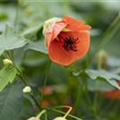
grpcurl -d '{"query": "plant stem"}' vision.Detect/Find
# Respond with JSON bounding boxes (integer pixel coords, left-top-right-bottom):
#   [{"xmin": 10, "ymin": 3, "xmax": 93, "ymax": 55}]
[
  {"xmin": 47, "ymin": 107, "xmax": 83, "ymax": 120},
  {"xmin": 6, "ymin": 51, "xmax": 41, "ymax": 110},
  {"xmin": 14, "ymin": 0, "xmax": 19, "ymax": 30},
  {"xmin": 73, "ymin": 88, "xmax": 82, "ymax": 113},
  {"xmin": 39, "ymin": 61, "xmax": 51, "ymax": 109},
  {"xmin": 82, "ymin": 77, "xmax": 97, "ymax": 116},
  {"xmin": 37, "ymin": 109, "xmax": 46, "ymax": 118},
  {"xmin": 63, "ymin": 106, "xmax": 72, "ymax": 118},
  {"xmin": 30, "ymin": 93, "xmax": 41, "ymax": 110},
  {"xmin": 94, "ymin": 12, "xmax": 120, "ymax": 55}
]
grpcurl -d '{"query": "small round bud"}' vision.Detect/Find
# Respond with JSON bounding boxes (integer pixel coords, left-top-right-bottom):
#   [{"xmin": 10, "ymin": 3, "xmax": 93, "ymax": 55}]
[
  {"xmin": 53, "ymin": 117, "xmax": 67, "ymax": 120},
  {"xmin": 27, "ymin": 117, "xmax": 40, "ymax": 120},
  {"xmin": 3, "ymin": 59, "xmax": 13, "ymax": 66},
  {"xmin": 23, "ymin": 86, "xmax": 32, "ymax": 93},
  {"xmin": 43, "ymin": 17, "xmax": 61, "ymax": 35},
  {"xmin": 95, "ymin": 50, "xmax": 108, "ymax": 69}
]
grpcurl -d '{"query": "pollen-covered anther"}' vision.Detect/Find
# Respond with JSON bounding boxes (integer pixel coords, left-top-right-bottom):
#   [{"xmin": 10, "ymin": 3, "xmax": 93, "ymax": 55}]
[{"xmin": 62, "ymin": 37, "xmax": 79, "ymax": 52}]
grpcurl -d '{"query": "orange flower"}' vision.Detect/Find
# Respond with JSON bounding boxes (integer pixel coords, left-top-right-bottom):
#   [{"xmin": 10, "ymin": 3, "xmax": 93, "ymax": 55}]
[
  {"xmin": 42, "ymin": 100, "xmax": 50, "ymax": 107},
  {"xmin": 43, "ymin": 16, "xmax": 91, "ymax": 66},
  {"xmin": 39, "ymin": 86, "xmax": 52, "ymax": 95}
]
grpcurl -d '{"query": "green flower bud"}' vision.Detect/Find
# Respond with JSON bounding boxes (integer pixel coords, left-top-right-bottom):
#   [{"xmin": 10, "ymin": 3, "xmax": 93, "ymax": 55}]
[
  {"xmin": 27, "ymin": 117, "xmax": 40, "ymax": 120},
  {"xmin": 3, "ymin": 59, "xmax": 13, "ymax": 66},
  {"xmin": 23, "ymin": 86, "xmax": 32, "ymax": 93},
  {"xmin": 95, "ymin": 50, "xmax": 108, "ymax": 69},
  {"xmin": 53, "ymin": 117, "xmax": 67, "ymax": 120}
]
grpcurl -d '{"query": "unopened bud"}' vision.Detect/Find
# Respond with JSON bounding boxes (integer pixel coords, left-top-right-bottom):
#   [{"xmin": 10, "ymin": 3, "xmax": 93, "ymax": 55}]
[
  {"xmin": 54, "ymin": 117, "xmax": 67, "ymax": 120},
  {"xmin": 23, "ymin": 86, "xmax": 32, "ymax": 93},
  {"xmin": 95, "ymin": 50, "xmax": 108, "ymax": 69},
  {"xmin": 3, "ymin": 59, "xmax": 13, "ymax": 66},
  {"xmin": 27, "ymin": 117, "xmax": 40, "ymax": 120}
]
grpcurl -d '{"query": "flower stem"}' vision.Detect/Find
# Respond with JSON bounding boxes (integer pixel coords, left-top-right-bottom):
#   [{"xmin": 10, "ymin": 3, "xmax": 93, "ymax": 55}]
[
  {"xmin": 36, "ymin": 109, "xmax": 46, "ymax": 118},
  {"xmin": 39, "ymin": 61, "xmax": 51, "ymax": 109},
  {"xmin": 63, "ymin": 106, "xmax": 72, "ymax": 118},
  {"xmin": 6, "ymin": 51, "xmax": 41, "ymax": 110},
  {"xmin": 94, "ymin": 12, "xmax": 120, "ymax": 55},
  {"xmin": 47, "ymin": 106, "xmax": 82, "ymax": 120},
  {"xmin": 30, "ymin": 93, "xmax": 41, "ymax": 110}
]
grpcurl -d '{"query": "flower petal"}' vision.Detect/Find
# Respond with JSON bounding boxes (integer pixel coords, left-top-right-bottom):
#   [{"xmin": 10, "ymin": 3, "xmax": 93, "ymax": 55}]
[
  {"xmin": 45, "ymin": 21, "xmax": 67, "ymax": 47},
  {"xmin": 63, "ymin": 15, "xmax": 91, "ymax": 31},
  {"xmin": 48, "ymin": 39, "xmax": 74, "ymax": 66},
  {"xmin": 45, "ymin": 32, "xmax": 53, "ymax": 47},
  {"xmin": 48, "ymin": 31, "xmax": 90, "ymax": 66},
  {"xmin": 63, "ymin": 15, "xmax": 84, "ymax": 26},
  {"xmin": 59, "ymin": 31, "xmax": 90, "ymax": 62},
  {"xmin": 52, "ymin": 21, "xmax": 67, "ymax": 40},
  {"xmin": 79, "ymin": 25, "xmax": 91, "ymax": 30},
  {"xmin": 45, "ymin": 16, "xmax": 91, "ymax": 66},
  {"xmin": 72, "ymin": 31, "xmax": 90, "ymax": 61}
]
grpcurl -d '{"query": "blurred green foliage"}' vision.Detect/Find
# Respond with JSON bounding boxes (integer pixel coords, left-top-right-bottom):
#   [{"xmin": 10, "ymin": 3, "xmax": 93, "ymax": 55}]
[{"xmin": 0, "ymin": 0, "xmax": 120, "ymax": 120}]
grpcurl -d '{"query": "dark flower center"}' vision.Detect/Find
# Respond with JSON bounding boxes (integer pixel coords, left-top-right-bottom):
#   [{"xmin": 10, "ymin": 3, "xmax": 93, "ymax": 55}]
[{"xmin": 62, "ymin": 37, "xmax": 79, "ymax": 52}]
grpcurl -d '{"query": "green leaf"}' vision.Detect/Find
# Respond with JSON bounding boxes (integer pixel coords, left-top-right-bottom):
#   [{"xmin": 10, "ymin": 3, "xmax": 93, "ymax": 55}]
[
  {"xmin": 108, "ymin": 57, "xmax": 120, "ymax": 67},
  {"xmin": 0, "ymin": 81, "xmax": 35, "ymax": 120},
  {"xmin": 88, "ymin": 79, "xmax": 114, "ymax": 91},
  {"xmin": 84, "ymin": 69, "xmax": 120, "ymax": 90},
  {"xmin": 25, "ymin": 40, "xmax": 48, "ymax": 54},
  {"xmin": 21, "ymin": 23, "xmax": 43, "ymax": 39},
  {"xmin": 0, "ymin": 5, "xmax": 16, "ymax": 32},
  {"xmin": 0, "ymin": 66, "xmax": 17, "ymax": 92},
  {"xmin": 0, "ymin": 24, "xmax": 27, "ymax": 56}
]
